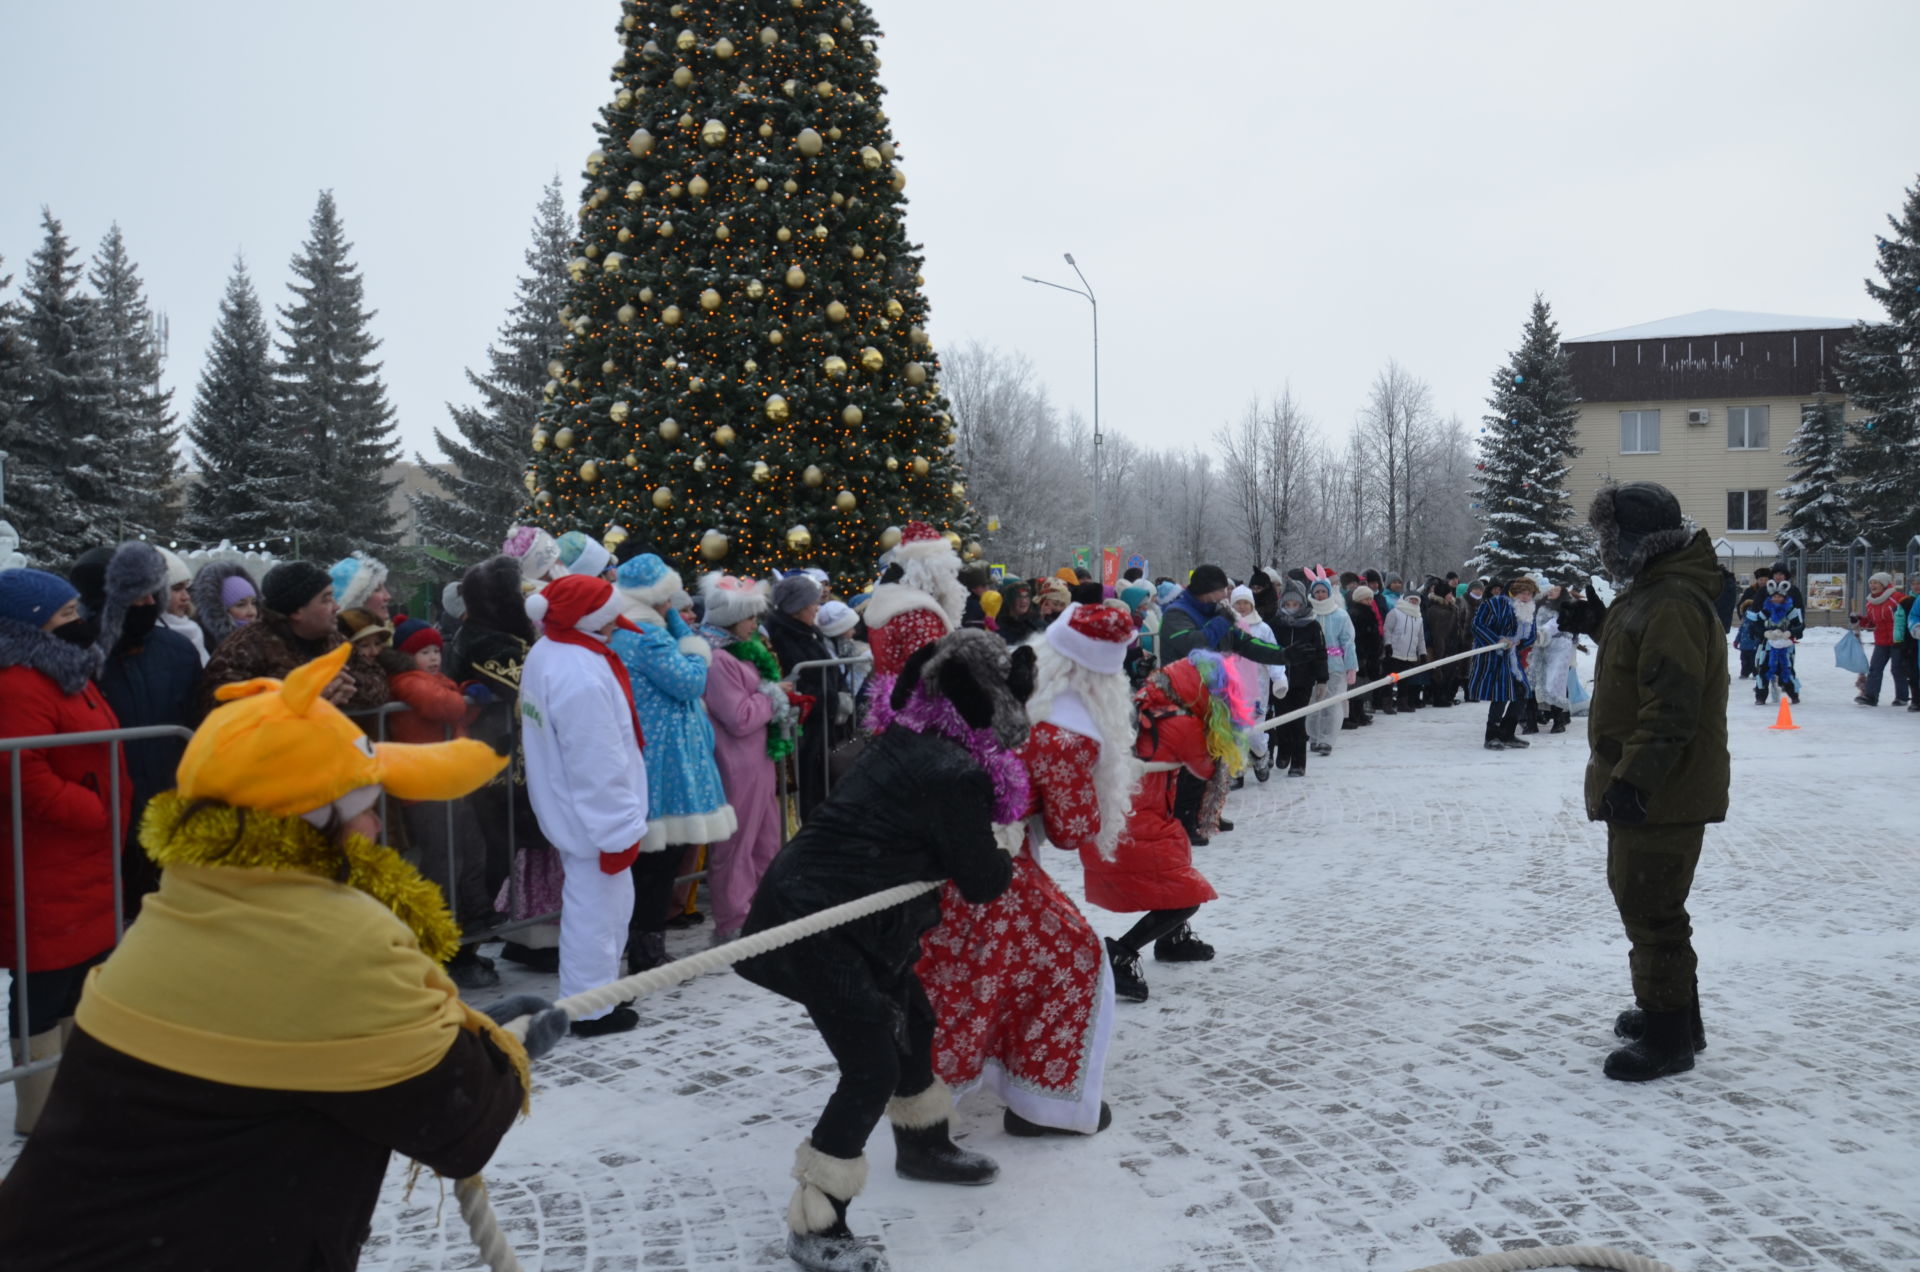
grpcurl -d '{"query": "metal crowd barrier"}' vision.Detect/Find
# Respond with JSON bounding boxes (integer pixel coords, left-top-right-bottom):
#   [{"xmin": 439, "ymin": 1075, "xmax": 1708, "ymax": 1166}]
[{"xmin": 776, "ymin": 653, "xmax": 873, "ymax": 843}]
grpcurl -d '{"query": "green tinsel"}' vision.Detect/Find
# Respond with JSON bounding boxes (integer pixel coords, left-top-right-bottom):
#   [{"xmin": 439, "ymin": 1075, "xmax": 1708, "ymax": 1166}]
[{"xmin": 726, "ymin": 635, "xmax": 798, "ymax": 762}]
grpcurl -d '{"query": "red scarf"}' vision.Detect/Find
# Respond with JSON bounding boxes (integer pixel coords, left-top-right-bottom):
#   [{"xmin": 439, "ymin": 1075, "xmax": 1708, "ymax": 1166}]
[{"xmin": 541, "ymin": 618, "xmax": 646, "ymax": 749}]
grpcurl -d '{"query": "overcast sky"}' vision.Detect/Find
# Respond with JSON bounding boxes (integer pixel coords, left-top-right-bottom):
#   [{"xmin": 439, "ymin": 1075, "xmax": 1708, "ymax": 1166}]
[{"xmin": 3, "ymin": 0, "xmax": 1916, "ymax": 472}]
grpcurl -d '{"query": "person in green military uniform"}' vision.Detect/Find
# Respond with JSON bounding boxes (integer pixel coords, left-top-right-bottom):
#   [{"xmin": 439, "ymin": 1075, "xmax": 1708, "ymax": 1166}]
[{"xmin": 1584, "ymin": 482, "xmax": 1729, "ymax": 1082}]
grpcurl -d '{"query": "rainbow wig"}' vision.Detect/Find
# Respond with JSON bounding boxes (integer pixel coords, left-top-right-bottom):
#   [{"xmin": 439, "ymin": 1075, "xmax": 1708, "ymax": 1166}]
[{"xmin": 1186, "ymin": 650, "xmax": 1253, "ymax": 776}]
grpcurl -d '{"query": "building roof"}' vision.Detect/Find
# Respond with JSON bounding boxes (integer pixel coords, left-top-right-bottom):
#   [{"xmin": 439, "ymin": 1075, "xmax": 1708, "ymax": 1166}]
[{"xmin": 1568, "ymin": 309, "xmax": 1862, "ymax": 343}]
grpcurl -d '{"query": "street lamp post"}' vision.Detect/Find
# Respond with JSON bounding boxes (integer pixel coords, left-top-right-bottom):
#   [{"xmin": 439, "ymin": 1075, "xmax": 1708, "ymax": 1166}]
[{"xmin": 1022, "ymin": 254, "xmax": 1101, "ymax": 576}]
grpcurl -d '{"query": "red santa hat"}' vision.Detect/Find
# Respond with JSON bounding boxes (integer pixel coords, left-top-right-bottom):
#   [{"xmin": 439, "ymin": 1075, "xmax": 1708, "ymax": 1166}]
[
  {"xmin": 1044, "ymin": 601, "xmax": 1134, "ymax": 675},
  {"xmin": 524, "ymin": 573, "xmax": 624, "ymax": 635},
  {"xmin": 893, "ymin": 520, "xmax": 953, "ymax": 564}
]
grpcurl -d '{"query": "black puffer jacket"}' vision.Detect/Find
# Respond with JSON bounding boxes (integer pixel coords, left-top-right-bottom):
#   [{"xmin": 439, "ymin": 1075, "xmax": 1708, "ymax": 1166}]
[
  {"xmin": 1348, "ymin": 600, "xmax": 1384, "ymax": 672},
  {"xmin": 736, "ymin": 726, "xmax": 1012, "ymax": 1023}
]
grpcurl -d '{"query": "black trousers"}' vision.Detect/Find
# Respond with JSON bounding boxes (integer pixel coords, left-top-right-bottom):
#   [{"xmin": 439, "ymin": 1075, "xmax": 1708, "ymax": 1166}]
[
  {"xmin": 7, "ymin": 953, "xmax": 105, "ymax": 1038},
  {"xmin": 1485, "ymin": 699, "xmax": 1522, "ymax": 738},
  {"xmin": 1116, "ymin": 905, "xmax": 1201, "ymax": 954},
  {"xmin": 625, "ymin": 847, "xmax": 684, "ymax": 941},
  {"xmin": 806, "ymin": 979, "xmax": 938, "ymax": 1160},
  {"xmin": 1173, "ymin": 768, "xmax": 1206, "ymax": 834}
]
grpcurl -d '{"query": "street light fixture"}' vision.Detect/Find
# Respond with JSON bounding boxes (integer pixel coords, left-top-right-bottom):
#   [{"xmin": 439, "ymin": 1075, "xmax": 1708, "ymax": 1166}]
[{"xmin": 1022, "ymin": 253, "xmax": 1101, "ymax": 575}]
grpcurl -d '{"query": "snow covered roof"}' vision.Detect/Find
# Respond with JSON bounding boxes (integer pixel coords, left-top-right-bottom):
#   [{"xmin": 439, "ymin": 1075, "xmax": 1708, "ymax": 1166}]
[{"xmin": 1568, "ymin": 309, "xmax": 1862, "ymax": 343}]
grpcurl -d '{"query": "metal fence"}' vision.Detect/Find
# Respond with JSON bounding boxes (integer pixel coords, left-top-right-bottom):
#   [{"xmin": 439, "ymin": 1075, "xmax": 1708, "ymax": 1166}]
[{"xmin": 1781, "ymin": 535, "xmax": 1920, "ymax": 627}]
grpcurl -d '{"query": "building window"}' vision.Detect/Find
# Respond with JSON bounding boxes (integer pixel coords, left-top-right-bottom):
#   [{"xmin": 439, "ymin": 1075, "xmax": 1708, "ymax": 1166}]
[
  {"xmin": 1727, "ymin": 489, "xmax": 1768, "ymax": 531},
  {"xmin": 1728, "ymin": 404, "xmax": 1769, "ymax": 449},
  {"xmin": 1621, "ymin": 410, "xmax": 1660, "ymax": 454}
]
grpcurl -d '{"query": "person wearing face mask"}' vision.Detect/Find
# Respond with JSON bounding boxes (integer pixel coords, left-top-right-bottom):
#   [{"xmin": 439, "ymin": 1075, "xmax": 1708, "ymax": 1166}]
[
  {"xmin": 187, "ymin": 561, "xmax": 259, "ymax": 655},
  {"xmin": 0, "ymin": 568, "xmax": 132, "ymax": 1135},
  {"xmin": 200, "ymin": 561, "xmax": 389, "ymax": 717},
  {"xmin": 87, "ymin": 543, "xmax": 202, "ymax": 919},
  {"xmin": 153, "ymin": 548, "xmax": 208, "ymax": 665}
]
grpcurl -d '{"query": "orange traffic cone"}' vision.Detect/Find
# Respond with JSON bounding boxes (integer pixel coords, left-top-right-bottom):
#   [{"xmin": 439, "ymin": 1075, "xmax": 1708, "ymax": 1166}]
[{"xmin": 1769, "ymin": 696, "xmax": 1799, "ymax": 731}]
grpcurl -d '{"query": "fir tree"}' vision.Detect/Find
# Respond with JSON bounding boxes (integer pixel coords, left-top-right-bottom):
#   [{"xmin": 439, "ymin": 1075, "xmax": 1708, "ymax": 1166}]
[
  {"xmin": 11, "ymin": 209, "xmax": 126, "ymax": 560},
  {"xmin": 182, "ymin": 256, "xmax": 287, "ymax": 546},
  {"xmin": 530, "ymin": 1, "xmax": 973, "ymax": 583},
  {"xmin": 272, "ymin": 190, "xmax": 400, "ymax": 563},
  {"xmin": 1776, "ymin": 396, "xmax": 1854, "ymax": 551},
  {"xmin": 1468, "ymin": 294, "xmax": 1588, "ymax": 582},
  {"xmin": 413, "ymin": 178, "xmax": 572, "ymax": 557},
  {"xmin": 0, "ymin": 254, "xmax": 31, "ymax": 549},
  {"xmin": 1837, "ymin": 175, "xmax": 1920, "ymax": 544},
  {"xmin": 88, "ymin": 224, "xmax": 180, "ymax": 537}
]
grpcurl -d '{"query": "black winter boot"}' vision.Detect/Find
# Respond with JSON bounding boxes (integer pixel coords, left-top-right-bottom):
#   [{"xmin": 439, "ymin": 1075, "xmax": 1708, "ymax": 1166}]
[
  {"xmin": 1106, "ymin": 938, "xmax": 1149, "ymax": 1002},
  {"xmin": 1603, "ymin": 1008, "xmax": 1696, "ymax": 1081},
  {"xmin": 1548, "ymin": 708, "xmax": 1569, "ymax": 734},
  {"xmin": 626, "ymin": 931, "xmax": 671, "ymax": 973},
  {"xmin": 889, "ymin": 1081, "xmax": 998, "ymax": 1185},
  {"xmin": 1004, "ymin": 1101, "xmax": 1113, "ymax": 1137},
  {"xmin": 1152, "ymin": 923, "xmax": 1216, "ymax": 962},
  {"xmin": 569, "ymin": 1004, "xmax": 640, "ymax": 1037},
  {"xmin": 787, "ymin": 1142, "xmax": 888, "ymax": 1272},
  {"xmin": 1498, "ymin": 720, "xmax": 1530, "ymax": 749},
  {"xmin": 1614, "ymin": 987, "xmax": 1707, "ymax": 1052}
]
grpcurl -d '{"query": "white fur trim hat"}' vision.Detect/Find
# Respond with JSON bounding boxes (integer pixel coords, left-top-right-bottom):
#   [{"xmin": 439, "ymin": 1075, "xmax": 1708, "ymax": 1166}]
[
  {"xmin": 614, "ymin": 552, "xmax": 682, "ymax": 608},
  {"xmin": 893, "ymin": 520, "xmax": 953, "ymax": 563},
  {"xmin": 1044, "ymin": 601, "xmax": 1133, "ymax": 675},
  {"xmin": 328, "ymin": 552, "xmax": 388, "ymax": 612},
  {"xmin": 816, "ymin": 600, "xmax": 859, "ymax": 638},
  {"xmin": 701, "ymin": 573, "xmax": 768, "ymax": 629}
]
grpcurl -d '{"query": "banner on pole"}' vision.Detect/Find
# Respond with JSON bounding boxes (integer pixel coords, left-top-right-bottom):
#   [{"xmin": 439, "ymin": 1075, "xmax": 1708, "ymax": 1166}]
[
  {"xmin": 1071, "ymin": 545, "xmax": 1094, "ymax": 574},
  {"xmin": 1101, "ymin": 548, "xmax": 1122, "ymax": 589}
]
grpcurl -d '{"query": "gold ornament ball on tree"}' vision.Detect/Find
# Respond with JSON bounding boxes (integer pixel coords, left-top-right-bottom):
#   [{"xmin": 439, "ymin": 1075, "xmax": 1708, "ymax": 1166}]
[
  {"xmin": 758, "ymin": 123, "xmax": 773, "ymax": 139},
  {"xmin": 776, "ymin": 227, "xmax": 792, "ymax": 243},
  {"xmin": 618, "ymin": 303, "xmax": 637, "ymax": 323},
  {"xmin": 601, "ymin": 359, "xmax": 617, "ymax": 375},
  {"xmin": 911, "ymin": 456, "xmax": 930, "ymax": 476},
  {"xmin": 657, "ymin": 221, "xmax": 675, "ymax": 237},
  {"xmin": 843, "ymin": 404, "xmax": 865, "ymax": 426},
  {"xmin": 802, "ymin": 464, "xmax": 824, "ymax": 487},
  {"xmin": 688, "ymin": 175, "xmax": 709, "ymax": 198},
  {"xmin": 535, "ymin": 489, "xmax": 553, "ymax": 506},
  {"xmin": 769, "ymin": 328, "xmax": 784, "ymax": 345},
  {"xmin": 785, "ymin": 265, "xmax": 807, "ymax": 288},
  {"xmin": 964, "ymin": 541, "xmax": 984, "ymax": 561},
  {"xmin": 531, "ymin": 430, "xmax": 549, "ymax": 451},
  {"xmin": 700, "ymin": 288, "xmax": 722, "ymax": 311},
  {"xmin": 554, "ymin": 426, "xmax": 576, "ymax": 450},
  {"xmin": 905, "ymin": 362, "xmax": 928, "ymax": 386},
  {"xmin": 715, "ymin": 224, "xmax": 730, "ymax": 241},
  {"xmin": 835, "ymin": 489, "xmax": 857, "ymax": 511},
  {"xmin": 653, "ymin": 487, "xmax": 675, "ymax": 509},
  {"xmin": 713, "ymin": 424, "xmax": 737, "ymax": 446},
  {"xmin": 885, "ymin": 455, "xmax": 898, "ymax": 471},
  {"xmin": 658, "ymin": 417, "xmax": 681, "ymax": 440},
  {"xmin": 744, "ymin": 359, "xmax": 759, "ymax": 374},
  {"xmin": 580, "ymin": 459, "xmax": 600, "ymax": 482},
  {"xmin": 827, "ymin": 300, "xmax": 848, "ymax": 322},
  {"xmin": 627, "ymin": 129, "xmax": 654, "ymax": 156},
  {"xmin": 672, "ymin": 66, "xmax": 693, "ymax": 87},
  {"xmin": 943, "ymin": 531, "xmax": 962, "ymax": 552},
  {"xmin": 662, "ymin": 305, "xmax": 683, "ymax": 326},
  {"xmin": 880, "ymin": 525, "xmax": 903, "ymax": 550},
  {"xmin": 616, "ymin": 226, "xmax": 633, "ymax": 243},
  {"xmin": 524, "ymin": 470, "xmax": 539, "ymax": 493},
  {"xmin": 603, "ymin": 524, "xmax": 630, "ymax": 550},
  {"xmin": 700, "ymin": 118, "xmax": 728, "ymax": 147},
  {"xmin": 746, "ymin": 278, "xmax": 766, "ymax": 299},
  {"xmin": 687, "ymin": 376, "xmax": 705, "ymax": 392},
  {"xmin": 824, "ymin": 355, "xmax": 848, "ymax": 378},
  {"xmin": 765, "ymin": 394, "xmax": 790, "ymax": 422},
  {"xmin": 860, "ymin": 346, "xmax": 884, "ymax": 371},
  {"xmin": 859, "ymin": 145, "xmax": 884, "ymax": 170},
  {"xmin": 950, "ymin": 482, "xmax": 966, "ymax": 498},
  {"xmin": 626, "ymin": 181, "xmax": 644, "ymax": 200},
  {"xmin": 713, "ymin": 36, "xmax": 734, "ymax": 58},
  {"xmin": 700, "ymin": 528, "xmax": 731, "ymax": 560},
  {"xmin": 797, "ymin": 127, "xmax": 824, "ymax": 157},
  {"xmin": 692, "ymin": 454, "xmax": 708, "ymax": 472},
  {"xmin": 625, "ymin": 451, "xmax": 642, "ymax": 468},
  {"xmin": 759, "ymin": 24, "xmax": 778, "ymax": 44},
  {"xmin": 886, "ymin": 299, "xmax": 905, "ymax": 320},
  {"xmin": 786, "ymin": 525, "xmax": 812, "ymax": 551},
  {"xmin": 547, "ymin": 359, "xmax": 566, "ymax": 378},
  {"xmin": 675, "ymin": 27, "xmax": 696, "ymax": 49},
  {"xmin": 752, "ymin": 461, "xmax": 772, "ymax": 483}
]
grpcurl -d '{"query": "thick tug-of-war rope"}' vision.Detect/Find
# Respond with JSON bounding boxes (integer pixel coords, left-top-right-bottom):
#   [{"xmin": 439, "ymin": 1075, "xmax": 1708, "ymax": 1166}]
[
  {"xmin": 452, "ymin": 638, "xmax": 1658, "ymax": 1272},
  {"xmin": 1141, "ymin": 640, "xmax": 1513, "ymax": 773}
]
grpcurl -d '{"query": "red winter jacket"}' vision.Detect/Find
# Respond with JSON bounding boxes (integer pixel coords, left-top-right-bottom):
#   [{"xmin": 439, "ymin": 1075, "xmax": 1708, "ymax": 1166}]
[
  {"xmin": 1863, "ymin": 589, "xmax": 1906, "ymax": 645},
  {"xmin": 1080, "ymin": 660, "xmax": 1218, "ymax": 913},
  {"xmin": 386, "ymin": 669, "xmax": 474, "ymax": 745},
  {"xmin": 0, "ymin": 636, "xmax": 132, "ymax": 972}
]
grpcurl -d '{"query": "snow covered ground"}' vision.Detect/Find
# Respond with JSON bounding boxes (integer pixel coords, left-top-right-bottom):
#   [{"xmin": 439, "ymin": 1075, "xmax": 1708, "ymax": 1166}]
[{"xmin": 6, "ymin": 631, "xmax": 1918, "ymax": 1271}]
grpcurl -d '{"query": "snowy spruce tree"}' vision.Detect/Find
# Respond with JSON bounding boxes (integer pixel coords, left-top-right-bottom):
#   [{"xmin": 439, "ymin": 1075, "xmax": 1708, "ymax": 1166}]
[
  {"xmin": 9, "ymin": 209, "xmax": 128, "ymax": 560},
  {"xmin": 0, "ymin": 255, "xmax": 34, "ymax": 549},
  {"xmin": 1468, "ymin": 295, "xmax": 1588, "ymax": 582},
  {"xmin": 1775, "ymin": 396, "xmax": 1855, "ymax": 551},
  {"xmin": 528, "ymin": 1, "xmax": 973, "ymax": 583},
  {"xmin": 272, "ymin": 190, "xmax": 401, "ymax": 563},
  {"xmin": 413, "ymin": 178, "xmax": 572, "ymax": 557},
  {"xmin": 182, "ymin": 257, "xmax": 289, "ymax": 546},
  {"xmin": 1837, "ymin": 175, "xmax": 1920, "ymax": 543},
  {"xmin": 88, "ymin": 224, "xmax": 180, "ymax": 537}
]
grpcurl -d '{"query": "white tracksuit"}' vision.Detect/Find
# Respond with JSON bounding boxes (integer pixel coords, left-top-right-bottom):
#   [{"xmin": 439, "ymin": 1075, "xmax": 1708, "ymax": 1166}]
[{"xmin": 520, "ymin": 637, "xmax": 648, "ymax": 1018}]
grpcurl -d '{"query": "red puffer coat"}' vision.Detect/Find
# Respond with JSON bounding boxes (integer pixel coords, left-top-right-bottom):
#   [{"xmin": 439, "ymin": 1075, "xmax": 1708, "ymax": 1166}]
[
  {"xmin": 1079, "ymin": 659, "xmax": 1218, "ymax": 913},
  {"xmin": 0, "ymin": 624, "xmax": 131, "ymax": 972}
]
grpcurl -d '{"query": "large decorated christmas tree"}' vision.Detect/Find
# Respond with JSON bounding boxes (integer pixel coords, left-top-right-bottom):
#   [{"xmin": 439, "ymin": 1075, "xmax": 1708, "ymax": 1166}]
[{"xmin": 527, "ymin": 0, "xmax": 973, "ymax": 584}]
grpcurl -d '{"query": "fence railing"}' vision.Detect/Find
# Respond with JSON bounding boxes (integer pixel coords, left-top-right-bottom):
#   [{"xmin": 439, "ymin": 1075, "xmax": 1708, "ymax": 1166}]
[{"xmin": 774, "ymin": 654, "xmax": 873, "ymax": 843}]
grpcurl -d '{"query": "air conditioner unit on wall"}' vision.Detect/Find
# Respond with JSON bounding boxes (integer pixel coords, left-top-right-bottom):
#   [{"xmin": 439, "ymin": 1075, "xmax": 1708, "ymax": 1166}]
[{"xmin": 1686, "ymin": 408, "xmax": 1710, "ymax": 426}]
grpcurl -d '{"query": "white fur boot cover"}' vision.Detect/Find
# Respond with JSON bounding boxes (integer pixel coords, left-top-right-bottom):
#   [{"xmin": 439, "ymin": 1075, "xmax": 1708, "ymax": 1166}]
[
  {"xmin": 884, "ymin": 1078, "xmax": 953, "ymax": 1130},
  {"xmin": 787, "ymin": 1139, "xmax": 869, "ymax": 1234}
]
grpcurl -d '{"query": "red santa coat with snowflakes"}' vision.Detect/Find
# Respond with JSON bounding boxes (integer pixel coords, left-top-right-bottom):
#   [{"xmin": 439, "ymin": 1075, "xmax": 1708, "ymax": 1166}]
[
  {"xmin": 1079, "ymin": 659, "xmax": 1218, "ymax": 913},
  {"xmin": 917, "ymin": 719, "xmax": 1112, "ymax": 1132}
]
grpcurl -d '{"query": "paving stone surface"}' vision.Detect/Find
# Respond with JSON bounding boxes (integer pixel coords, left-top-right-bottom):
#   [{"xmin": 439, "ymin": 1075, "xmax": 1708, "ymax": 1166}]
[{"xmin": 5, "ymin": 641, "xmax": 1916, "ymax": 1270}]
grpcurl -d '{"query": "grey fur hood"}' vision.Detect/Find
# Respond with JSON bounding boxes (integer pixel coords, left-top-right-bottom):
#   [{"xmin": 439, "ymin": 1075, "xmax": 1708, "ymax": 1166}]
[
  {"xmin": 94, "ymin": 541, "xmax": 169, "ymax": 657},
  {"xmin": 0, "ymin": 616, "xmax": 103, "ymax": 694},
  {"xmin": 1589, "ymin": 484, "xmax": 1694, "ymax": 583},
  {"xmin": 189, "ymin": 561, "xmax": 259, "ymax": 651}
]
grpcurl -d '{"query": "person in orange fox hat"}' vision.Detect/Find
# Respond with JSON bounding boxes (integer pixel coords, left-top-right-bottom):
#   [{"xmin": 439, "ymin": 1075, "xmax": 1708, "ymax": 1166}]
[{"xmin": 0, "ymin": 642, "xmax": 570, "ymax": 1272}]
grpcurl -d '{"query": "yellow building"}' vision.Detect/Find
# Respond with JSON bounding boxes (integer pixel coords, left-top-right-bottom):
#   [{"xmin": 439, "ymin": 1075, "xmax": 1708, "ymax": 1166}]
[{"xmin": 1562, "ymin": 310, "xmax": 1860, "ymax": 574}]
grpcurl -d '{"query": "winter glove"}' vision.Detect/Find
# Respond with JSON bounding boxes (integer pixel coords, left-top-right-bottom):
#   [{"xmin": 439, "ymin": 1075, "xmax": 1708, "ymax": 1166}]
[
  {"xmin": 480, "ymin": 994, "xmax": 571, "ymax": 1062},
  {"xmin": 664, "ymin": 606, "xmax": 693, "ymax": 639},
  {"xmin": 462, "ymin": 682, "xmax": 497, "ymax": 705},
  {"xmin": 1201, "ymin": 614, "xmax": 1232, "ymax": 649},
  {"xmin": 600, "ymin": 841, "xmax": 642, "ymax": 875},
  {"xmin": 834, "ymin": 691, "xmax": 855, "ymax": 725},
  {"xmin": 1596, "ymin": 780, "xmax": 1649, "ymax": 827}
]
